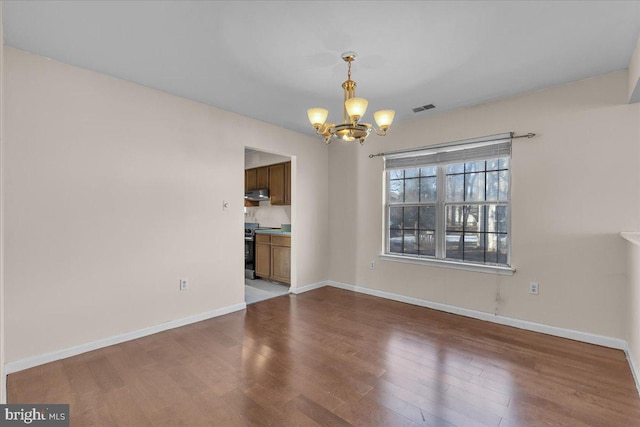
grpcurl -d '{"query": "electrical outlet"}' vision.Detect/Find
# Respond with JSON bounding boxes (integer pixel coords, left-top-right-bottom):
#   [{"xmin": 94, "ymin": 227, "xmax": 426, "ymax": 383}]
[
  {"xmin": 529, "ymin": 282, "xmax": 539, "ymax": 295},
  {"xmin": 180, "ymin": 279, "xmax": 189, "ymax": 290},
  {"xmin": 370, "ymin": 260, "xmax": 376, "ymax": 270}
]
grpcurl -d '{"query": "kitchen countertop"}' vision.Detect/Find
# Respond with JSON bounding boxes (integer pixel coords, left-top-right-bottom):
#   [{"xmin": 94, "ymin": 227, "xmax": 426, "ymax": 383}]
[{"xmin": 255, "ymin": 229, "xmax": 291, "ymax": 236}]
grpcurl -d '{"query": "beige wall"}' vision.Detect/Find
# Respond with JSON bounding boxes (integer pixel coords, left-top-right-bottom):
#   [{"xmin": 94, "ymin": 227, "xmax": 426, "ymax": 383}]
[
  {"xmin": 629, "ymin": 32, "xmax": 640, "ymax": 103},
  {"xmin": 0, "ymin": 0, "xmax": 6, "ymax": 403},
  {"xmin": 4, "ymin": 47, "xmax": 329, "ymax": 363},
  {"xmin": 244, "ymin": 150, "xmax": 290, "ymax": 169},
  {"xmin": 329, "ymin": 70, "xmax": 640, "ymax": 339}
]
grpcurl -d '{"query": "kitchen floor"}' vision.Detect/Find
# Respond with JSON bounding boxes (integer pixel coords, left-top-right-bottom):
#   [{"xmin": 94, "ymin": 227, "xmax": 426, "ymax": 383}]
[{"xmin": 244, "ymin": 278, "xmax": 289, "ymax": 304}]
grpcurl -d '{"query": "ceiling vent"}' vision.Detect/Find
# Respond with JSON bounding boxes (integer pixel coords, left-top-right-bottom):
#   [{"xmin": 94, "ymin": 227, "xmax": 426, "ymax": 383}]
[{"xmin": 412, "ymin": 104, "xmax": 436, "ymax": 113}]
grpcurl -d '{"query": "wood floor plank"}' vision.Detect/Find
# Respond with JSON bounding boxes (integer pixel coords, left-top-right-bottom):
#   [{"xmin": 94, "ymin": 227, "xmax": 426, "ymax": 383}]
[
  {"xmin": 294, "ymin": 394, "xmax": 353, "ymax": 427},
  {"xmin": 8, "ymin": 286, "xmax": 640, "ymax": 426}
]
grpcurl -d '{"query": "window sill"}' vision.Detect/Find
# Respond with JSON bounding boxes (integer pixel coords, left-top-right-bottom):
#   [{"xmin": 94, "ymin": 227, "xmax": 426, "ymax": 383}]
[{"xmin": 378, "ymin": 254, "xmax": 516, "ymax": 276}]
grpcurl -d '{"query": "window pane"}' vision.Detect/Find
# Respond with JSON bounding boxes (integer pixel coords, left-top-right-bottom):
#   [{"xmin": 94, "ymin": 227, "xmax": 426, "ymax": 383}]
[
  {"xmin": 389, "ymin": 207, "xmax": 403, "ymax": 229},
  {"xmin": 389, "ymin": 229, "xmax": 402, "ymax": 253},
  {"xmin": 420, "ymin": 177, "xmax": 437, "ymax": 202},
  {"xmin": 405, "ymin": 168, "xmax": 420, "ymax": 178},
  {"xmin": 419, "ymin": 230, "xmax": 435, "ymax": 256},
  {"xmin": 487, "ymin": 205, "xmax": 507, "ymax": 233},
  {"xmin": 446, "ymin": 232, "xmax": 464, "ymax": 260},
  {"xmin": 389, "ymin": 179, "xmax": 403, "ymax": 203},
  {"xmin": 447, "ymin": 163, "xmax": 464, "ymax": 174},
  {"xmin": 465, "ymin": 173, "xmax": 485, "ymax": 201},
  {"xmin": 403, "ymin": 206, "xmax": 419, "ymax": 229},
  {"xmin": 446, "ymin": 174, "xmax": 464, "ymax": 202},
  {"xmin": 499, "ymin": 170, "xmax": 509, "ymax": 201},
  {"xmin": 464, "ymin": 233, "xmax": 485, "ymax": 263},
  {"xmin": 485, "ymin": 233, "xmax": 499, "ymax": 264},
  {"xmin": 487, "ymin": 205, "xmax": 508, "ymax": 233},
  {"xmin": 499, "ymin": 158, "xmax": 510, "ymax": 170},
  {"xmin": 487, "ymin": 159, "xmax": 499, "ymax": 171},
  {"xmin": 405, "ymin": 178, "xmax": 419, "ymax": 203},
  {"xmin": 419, "ymin": 206, "xmax": 436, "ymax": 230},
  {"xmin": 464, "ymin": 205, "xmax": 482, "ymax": 233},
  {"xmin": 403, "ymin": 230, "xmax": 418, "ymax": 254},
  {"xmin": 446, "ymin": 205, "xmax": 464, "ymax": 232},
  {"xmin": 498, "ymin": 235, "xmax": 508, "ymax": 264},
  {"xmin": 421, "ymin": 166, "xmax": 437, "ymax": 177},
  {"xmin": 465, "ymin": 161, "xmax": 485, "ymax": 173},
  {"xmin": 389, "ymin": 170, "xmax": 404, "ymax": 180},
  {"xmin": 497, "ymin": 205, "xmax": 508, "ymax": 233},
  {"xmin": 487, "ymin": 171, "xmax": 499, "ymax": 201}
]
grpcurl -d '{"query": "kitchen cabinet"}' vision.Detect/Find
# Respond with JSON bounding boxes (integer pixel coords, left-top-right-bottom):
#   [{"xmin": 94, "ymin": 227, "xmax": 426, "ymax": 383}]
[
  {"xmin": 284, "ymin": 162, "xmax": 291, "ymax": 205},
  {"xmin": 269, "ymin": 161, "xmax": 291, "ymax": 206},
  {"xmin": 269, "ymin": 163, "xmax": 285, "ymax": 205},
  {"xmin": 245, "ymin": 161, "xmax": 290, "ymax": 206},
  {"xmin": 246, "ymin": 166, "xmax": 269, "ymax": 191},
  {"xmin": 245, "ymin": 169, "xmax": 257, "ymax": 192},
  {"xmin": 255, "ymin": 234, "xmax": 271, "ymax": 278},
  {"xmin": 256, "ymin": 166, "xmax": 269, "ymax": 189},
  {"xmin": 270, "ymin": 235, "xmax": 291, "ymax": 283},
  {"xmin": 254, "ymin": 233, "xmax": 290, "ymax": 284},
  {"xmin": 245, "ymin": 167, "xmax": 269, "ymax": 207}
]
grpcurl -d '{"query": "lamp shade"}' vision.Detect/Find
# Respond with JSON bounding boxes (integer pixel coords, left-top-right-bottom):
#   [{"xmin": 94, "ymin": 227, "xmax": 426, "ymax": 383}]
[
  {"xmin": 307, "ymin": 108, "xmax": 329, "ymax": 127},
  {"xmin": 345, "ymin": 98, "xmax": 368, "ymax": 121},
  {"xmin": 374, "ymin": 110, "xmax": 395, "ymax": 130}
]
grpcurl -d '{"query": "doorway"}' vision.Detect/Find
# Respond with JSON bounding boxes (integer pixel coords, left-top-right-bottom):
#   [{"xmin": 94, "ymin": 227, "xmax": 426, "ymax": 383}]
[{"xmin": 244, "ymin": 147, "xmax": 293, "ymax": 304}]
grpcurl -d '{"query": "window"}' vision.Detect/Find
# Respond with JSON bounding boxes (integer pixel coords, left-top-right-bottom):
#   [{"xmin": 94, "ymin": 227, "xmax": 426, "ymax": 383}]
[{"xmin": 384, "ymin": 134, "xmax": 512, "ymax": 270}]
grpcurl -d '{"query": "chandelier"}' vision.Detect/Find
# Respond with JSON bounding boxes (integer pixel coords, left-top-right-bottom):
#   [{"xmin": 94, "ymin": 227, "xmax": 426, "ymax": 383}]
[{"xmin": 307, "ymin": 52, "xmax": 395, "ymax": 145}]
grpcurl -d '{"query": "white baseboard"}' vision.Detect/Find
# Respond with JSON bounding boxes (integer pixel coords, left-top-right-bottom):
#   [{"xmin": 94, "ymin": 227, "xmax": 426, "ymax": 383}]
[
  {"xmin": 327, "ymin": 280, "xmax": 628, "ymax": 350},
  {"xmin": 4, "ymin": 302, "xmax": 246, "ymax": 375},
  {"xmin": 626, "ymin": 348, "xmax": 640, "ymax": 397},
  {"xmin": 6, "ymin": 281, "xmax": 638, "ymax": 397},
  {"xmin": 291, "ymin": 280, "xmax": 329, "ymax": 294}
]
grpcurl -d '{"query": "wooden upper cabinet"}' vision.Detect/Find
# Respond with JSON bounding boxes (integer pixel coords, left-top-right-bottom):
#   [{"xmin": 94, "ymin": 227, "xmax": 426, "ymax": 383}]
[
  {"xmin": 246, "ymin": 161, "xmax": 291, "ymax": 206},
  {"xmin": 284, "ymin": 162, "xmax": 291, "ymax": 205},
  {"xmin": 269, "ymin": 161, "xmax": 291, "ymax": 206},
  {"xmin": 245, "ymin": 169, "xmax": 257, "ymax": 191},
  {"xmin": 256, "ymin": 166, "xmax": 269, "ymax": 189},
  {"xmin": 244, "ymin": 169, "xmax": 258, "ymax": 207},
  {"xmin": 269, "ymin": 163, "xmax": 286, "ymax": 205}
]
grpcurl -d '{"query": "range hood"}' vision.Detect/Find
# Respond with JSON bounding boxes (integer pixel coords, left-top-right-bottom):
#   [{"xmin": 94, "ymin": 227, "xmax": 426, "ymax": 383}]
[{"xmin": 245, "ymin": 188, "xmax": 269, "ymax": 201}]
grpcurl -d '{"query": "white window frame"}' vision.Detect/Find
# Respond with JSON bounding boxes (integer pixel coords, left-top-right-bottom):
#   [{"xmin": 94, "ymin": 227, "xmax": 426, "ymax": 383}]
[{"xmin": 381, "ymin": 133, "xmax": 515, "ymax": 275}]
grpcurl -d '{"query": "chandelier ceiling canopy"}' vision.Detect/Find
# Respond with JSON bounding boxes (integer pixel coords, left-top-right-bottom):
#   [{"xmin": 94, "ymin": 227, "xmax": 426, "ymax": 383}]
[{"xmin": 307, "ymin": 52, "xmax": 395, "ymax": 145}]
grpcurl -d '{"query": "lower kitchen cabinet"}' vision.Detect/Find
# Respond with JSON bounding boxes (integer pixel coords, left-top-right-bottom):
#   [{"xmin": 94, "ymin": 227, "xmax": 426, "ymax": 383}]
[
  {"xmin": 255, "ymin": 233, "xmax": 290, "ymax": 284},
  {"xmin": 270, "ymin": 235, "xmax": 291, "ymax": 283},
  {"xmin": 255, "ymin": 234, "xmax": 271, "ymax": 279}
]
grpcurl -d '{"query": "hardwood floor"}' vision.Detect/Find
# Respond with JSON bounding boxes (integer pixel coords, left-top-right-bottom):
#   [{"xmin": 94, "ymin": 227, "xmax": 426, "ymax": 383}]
[{"xmin": 8, "ymin": 287, "xmax": 640, "ymax": 426}]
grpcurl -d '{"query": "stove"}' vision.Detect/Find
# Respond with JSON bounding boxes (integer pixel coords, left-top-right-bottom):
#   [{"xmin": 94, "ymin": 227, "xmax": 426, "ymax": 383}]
[{"xmin": 245, "ymin": 223, "xmax": 259, "ymax": 279}]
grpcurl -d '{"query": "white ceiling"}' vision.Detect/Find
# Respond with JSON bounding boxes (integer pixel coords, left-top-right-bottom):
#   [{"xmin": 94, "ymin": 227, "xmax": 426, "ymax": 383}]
[{"xmin": 3, "ymin": 1, "xmax": 640, "ymax": 137}]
